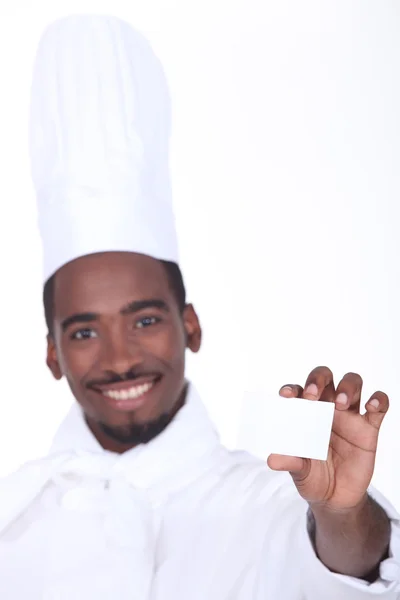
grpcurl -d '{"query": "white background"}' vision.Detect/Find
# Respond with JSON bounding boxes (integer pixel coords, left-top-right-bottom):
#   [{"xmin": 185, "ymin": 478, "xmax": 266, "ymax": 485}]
[{"xmin": 0, "ymin": 1, "xmax": 399, "ymax": 508}]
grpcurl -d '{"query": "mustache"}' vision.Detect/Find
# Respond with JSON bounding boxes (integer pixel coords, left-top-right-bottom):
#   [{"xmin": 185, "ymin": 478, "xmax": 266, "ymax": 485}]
[{"xmin": 86, "ymin": 369, "xmax": 160, "ymax": 389}]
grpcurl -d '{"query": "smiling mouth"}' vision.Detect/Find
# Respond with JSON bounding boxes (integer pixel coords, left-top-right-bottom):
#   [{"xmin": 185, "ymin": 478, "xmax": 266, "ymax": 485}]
[
  {"xmin": 102, "ymin": 381, "xmax": 155, "ymax": 401},
  {"xmin": 92, "ymin": 375, "xmax": 162, "ymax": 405}
]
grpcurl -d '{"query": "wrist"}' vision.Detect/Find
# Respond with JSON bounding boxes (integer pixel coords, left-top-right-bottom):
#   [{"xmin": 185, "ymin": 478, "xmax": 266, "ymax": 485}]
[
  {"xmin": 308, "ymin": 493, "xmax": 391, "ymax": 581},
  {"xmin": 309, "ymin": 493, "xmax": 370, "ymax": 520}
]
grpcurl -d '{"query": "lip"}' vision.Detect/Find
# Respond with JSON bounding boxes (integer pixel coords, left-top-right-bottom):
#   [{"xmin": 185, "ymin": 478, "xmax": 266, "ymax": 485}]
[
  {"xmin": 93, "ymin": 375, "xmax": 160, "ymax": 393},
  {"xmin": 92, "ymin": 375, "xmax": 161, "ymax": 412}
]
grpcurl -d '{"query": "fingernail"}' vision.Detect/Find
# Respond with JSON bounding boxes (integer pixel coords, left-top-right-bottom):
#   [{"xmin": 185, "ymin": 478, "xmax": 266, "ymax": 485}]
[
  {"xmin": 281, "ymin": 386, "xmax": 293, "ymax": 396},
  {"xmin": 369, "ymin": 399, "xmax": 380, "ymax": 409},
  {"xmin": 305, "ymin": 383, "xmax": 319, "ymax": 397},
  {"xmin": 336, "ymin": 393, "xmax": 348, "ymax": 405}
]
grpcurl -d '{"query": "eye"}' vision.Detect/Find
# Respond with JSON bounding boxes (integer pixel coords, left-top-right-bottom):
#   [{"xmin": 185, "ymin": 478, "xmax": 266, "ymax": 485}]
[
  {"xmin": 70, "ymin": 328, "xmax": 98, "ymax": 341},
  {"xmin": 135, "ymin": 316, "xmax": 160, "ymax": 329}
]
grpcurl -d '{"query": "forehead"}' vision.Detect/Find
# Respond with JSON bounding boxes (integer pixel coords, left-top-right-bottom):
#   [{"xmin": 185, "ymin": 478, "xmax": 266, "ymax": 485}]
[{"xmin": 53, "ymin": 252, "xmax": 171, "ymax": 316}]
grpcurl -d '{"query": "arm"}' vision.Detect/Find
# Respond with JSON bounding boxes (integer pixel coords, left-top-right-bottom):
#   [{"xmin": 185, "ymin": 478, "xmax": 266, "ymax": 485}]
[
  {"xmin": 267, "ymin": 367, "xmax": 400, "ymax": 597},
  {"xmin": 310, "ymin": 493, "xmax": 391, "ymax": 580}
]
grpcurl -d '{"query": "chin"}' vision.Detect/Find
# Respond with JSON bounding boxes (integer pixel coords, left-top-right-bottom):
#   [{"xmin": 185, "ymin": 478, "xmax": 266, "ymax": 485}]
[{"xmin": 99, "ymin": 408, "xmax": 174, "ymax": 446}]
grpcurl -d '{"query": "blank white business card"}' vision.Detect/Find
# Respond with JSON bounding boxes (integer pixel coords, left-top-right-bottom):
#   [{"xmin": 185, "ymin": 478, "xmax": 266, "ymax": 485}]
[{"xmin": 236, "ymin": 391, "xmax": 335, "ymax": 461}]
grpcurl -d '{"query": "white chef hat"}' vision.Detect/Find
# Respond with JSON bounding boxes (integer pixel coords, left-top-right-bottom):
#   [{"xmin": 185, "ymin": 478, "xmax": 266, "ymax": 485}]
[{"xmin": 29, "ymin": 15, "xmax": 179, "ymax": 283}]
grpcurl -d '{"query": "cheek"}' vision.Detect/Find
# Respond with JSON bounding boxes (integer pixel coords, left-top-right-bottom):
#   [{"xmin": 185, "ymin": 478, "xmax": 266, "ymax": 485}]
[
  {"xmin": 139, "ymin": 324, "xmax": 186, "ymax": 363},
  {"xmin": 57, "ymin": 342, "xmax": 99, "ymax": 379}
]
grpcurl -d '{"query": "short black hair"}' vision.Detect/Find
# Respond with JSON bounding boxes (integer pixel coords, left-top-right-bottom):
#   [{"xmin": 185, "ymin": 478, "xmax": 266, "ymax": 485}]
[{"xmin": 43, "ymin": 259, "xmax": 186, "ymax": 337}]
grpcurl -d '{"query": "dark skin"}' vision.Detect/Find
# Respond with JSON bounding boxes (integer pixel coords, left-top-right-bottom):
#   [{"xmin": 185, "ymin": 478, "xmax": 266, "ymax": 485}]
[
  {"xmin": 47, "ymin": 253, "xmax": 390, "ymax": 578},
  {"xmin": 47, "ymin": 251, "xmax": 202, "ymax": 453},
  {"xmin": 269, "ymin": 368, "xmax": 391, "ymax": 579}
]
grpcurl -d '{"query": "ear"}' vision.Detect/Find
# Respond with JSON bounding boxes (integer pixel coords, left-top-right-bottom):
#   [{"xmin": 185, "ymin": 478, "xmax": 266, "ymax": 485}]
[
  {"xmin": 183, "ymin": 304, "xmax": 202, "ymax": 353},
  {"xmin": 46, "ymin": 334, "xmax": 63, "ymax": 380}
]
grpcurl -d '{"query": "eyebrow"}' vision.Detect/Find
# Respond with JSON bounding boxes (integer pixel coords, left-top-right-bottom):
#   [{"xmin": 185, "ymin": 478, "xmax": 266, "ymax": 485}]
[
  {"xmin": 120, "ymin": 299, "xmax": 169, "ymax": 316},
  {"xmin": 61, "ymin": 299, "xmax": 170, "ymax": 332}
]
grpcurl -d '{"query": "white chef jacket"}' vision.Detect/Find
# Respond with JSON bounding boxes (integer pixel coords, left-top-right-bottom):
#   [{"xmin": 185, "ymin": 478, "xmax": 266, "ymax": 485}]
[{"xmin": 0, "ymin": 384, "xmax": 399, "ymax": 599}]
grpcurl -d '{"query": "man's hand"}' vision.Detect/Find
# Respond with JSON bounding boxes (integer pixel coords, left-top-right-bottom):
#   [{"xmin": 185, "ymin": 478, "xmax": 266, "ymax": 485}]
[
  {"xmin": 267, "ymin": 366, "xmax": 388, "ymax": 510},
  {"xmin": 267, "ymin": 366, "xmax": 391, "ymax": 579}
]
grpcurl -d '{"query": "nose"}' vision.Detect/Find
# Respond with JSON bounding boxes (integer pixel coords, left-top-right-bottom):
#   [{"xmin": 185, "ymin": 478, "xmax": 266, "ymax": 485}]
[{"xmin": 98, "ymin": 328, "xmax": 143, "ymax": 374}]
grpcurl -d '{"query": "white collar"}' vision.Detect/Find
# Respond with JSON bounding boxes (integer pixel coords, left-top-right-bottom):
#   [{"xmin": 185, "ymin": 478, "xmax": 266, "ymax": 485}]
[
  {"xmin": 50, "ymin": 382, "xmax": 216, "ymax": 455},
  {"xmin": 3, "ymin": 383, "xmax": 220, "ymax": 514},
  {"xmin": 0, "ymin": 384, "xmax": 222, "ymax": 536},
  {"xmin": 48, "ymin": 383, "xmax": 221, "ymax": 488}
]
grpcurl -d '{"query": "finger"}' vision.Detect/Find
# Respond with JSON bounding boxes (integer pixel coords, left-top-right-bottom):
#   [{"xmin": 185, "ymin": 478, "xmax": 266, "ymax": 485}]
[
  {"xmin": 267, "ymin": 453, "xmax": 307, "ymax": 475},
  {"xmin": 279, "ymin": 384, "xmax": 304, "ymax": 398},
  {"xmin": 303, "ymin": 366, "xmax": 334, "ymax": 401},
  {"xmin": 364, "ymin": 391, "xmax": 389, "ymax": 429},
  {"xmin": 320, "ymin": 379, "xmax": 336, "ymax": 403},
  {"xmin": 334, "ymin": 372, "xmax": 363, "ymax": 412}
]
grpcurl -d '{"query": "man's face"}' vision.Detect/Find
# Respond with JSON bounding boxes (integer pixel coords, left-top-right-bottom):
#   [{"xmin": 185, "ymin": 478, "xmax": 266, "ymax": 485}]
[{"xmin": 47, "ymin": 252, "xmax": 201, "ymax": 452}]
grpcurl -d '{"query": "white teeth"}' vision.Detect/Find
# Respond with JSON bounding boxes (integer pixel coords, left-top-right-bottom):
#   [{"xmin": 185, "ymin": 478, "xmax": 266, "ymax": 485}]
[{"xmin": 103, "ymin": 381, "xmax": 154, "ymax": 401}]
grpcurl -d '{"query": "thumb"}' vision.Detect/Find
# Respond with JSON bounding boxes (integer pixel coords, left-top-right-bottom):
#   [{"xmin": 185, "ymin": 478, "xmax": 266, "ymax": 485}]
[{"xmin": 267, "ymin": 453, "xmax": 308, "ymax": 477}]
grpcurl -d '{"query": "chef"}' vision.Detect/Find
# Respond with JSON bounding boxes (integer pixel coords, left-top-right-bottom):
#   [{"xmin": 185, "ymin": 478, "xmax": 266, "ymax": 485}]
[{"xmin": 0, "ymin": 14, "xmax": 399, "ymax": 600}]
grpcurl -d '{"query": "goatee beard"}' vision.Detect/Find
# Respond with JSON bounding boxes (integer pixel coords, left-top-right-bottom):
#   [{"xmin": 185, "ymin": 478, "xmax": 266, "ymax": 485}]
[
  {"xmin": 97, "ymin": 388, "xmax": 187, "ymax": 447},
  {"xmin": 99, "ymin": 410, "xmax": 174, "ymax": 446}
]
